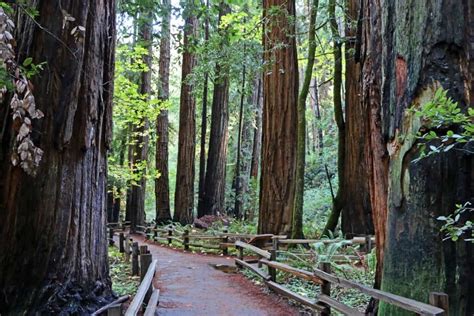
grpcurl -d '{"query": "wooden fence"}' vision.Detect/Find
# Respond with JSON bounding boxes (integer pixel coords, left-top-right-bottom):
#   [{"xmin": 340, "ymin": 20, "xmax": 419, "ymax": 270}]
[
  {"xmin": 106, "ymin": 224, "xmax": 449, "ymax": 316},
  {"xmin": 97, "ymin": 229, "xmax": 159, "ymax": 316}
]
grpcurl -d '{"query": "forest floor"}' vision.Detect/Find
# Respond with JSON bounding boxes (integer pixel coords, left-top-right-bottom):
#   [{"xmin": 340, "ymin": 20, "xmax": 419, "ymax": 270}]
[{"xmin": 129, "ymin": 235, "xmax": 300, "ymax": 316}]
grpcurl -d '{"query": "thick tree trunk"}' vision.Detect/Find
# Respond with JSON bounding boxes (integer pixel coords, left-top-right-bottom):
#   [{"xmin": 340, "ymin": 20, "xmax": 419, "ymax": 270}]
[
  {"xmin": 322, "ymin": 0, "xmax": 345, "ymax": 237},
  {"xmin": 174, "ymin": 5, "xmax": 198, "ymax": 225},
  {"xmin": 199, "ymin": 2, "xmax": 231, "ymax": 217},
  {"xmin": 0, "ymin": 0, "xmax": 115, "ymax": 313},
  {"xmin": 155, "ymin": 0, "xmax": 172, "ymax": 224},
  {"xmin": 259, "ymin": 0, "xmax": 298, "ymax": 235},
  {"xmin": 376, "ymin": 1, "xmax": 474, "ymax": 315},
  {"xmin": 341, "ymin": 0, "xmax": 374, "ymax": 238},
  {"xmin": 197, "ymin": 0, "xmax": 210, "ymax": 219},
  {"xmin": 358, "ymin": 2, "xmax": 388, "ymax": 310},
  {"xmin": 293, "ymin": 0, "xmax": 319, "ymax": 239},
  {"xmin": 130, "ymin": 11, "xmax": 153, "ymax": 231}
]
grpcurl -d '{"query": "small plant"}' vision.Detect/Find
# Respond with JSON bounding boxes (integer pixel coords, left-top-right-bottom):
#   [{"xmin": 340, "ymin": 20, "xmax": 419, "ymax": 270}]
[
  {"xmin": 412, "ymin": 87, "xmax": 474, "ymax": 162},
  {"xmin": 437, "ymin": 202, "xmax": 473, "ymax": 243},
  {"xmin": 412, "ymin": 87, "xmax": 473, "ymax": 243}
]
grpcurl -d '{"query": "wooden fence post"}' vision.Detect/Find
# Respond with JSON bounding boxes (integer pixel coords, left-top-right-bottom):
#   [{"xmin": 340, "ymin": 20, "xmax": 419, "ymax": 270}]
[
  {"xmin": 140, "ymin": 253, "xmax": 152, "ymax": 281},
  {"xmin": 109, "ymin": 228, "xmax": 114, "ymax": 246},
  {"xmin": 119, "ymin": 233, "xmax": 125, "ymax": 253},
  {"xmin": 167, "ymin": 227, "xmax": 172, "ymax": 245},
  {"xmin": 124, "ymin": 236, "xmax": 130, "ymax": 262},
  {"xmin": 319, "ymin": 262, "xmax": 331, "ymax": 316},
  {"xmin": 132, "ymin": 242, "xmax": 139, "ymax": 276},
  {"xmin": 236, "ymin": 244, "xmax": 244, "ymax": 268},
  {"xmin": 365, "ymin": 235, "xmax": 372, "ymax": 253},
  {"xmin": 269, "ymin": 238, "xmax": 278, "ymax": 281},
  {"xmin": 153, "ymin": 225, "xmax": 158, "ymax": 240},
  {"xmin": 140, "ymin": 245, "xmax": 148, "ymax": 255},
  {"xmin": 429, "ymin": 292, "xmax": 449, "ymax": 316},
  {"xmin": 183, "ymin": 229, "xmax": 189, "ymax": 250},
  {"xmin": 222, "ymin": 229, "xmax": 228, "ymax": 256}
]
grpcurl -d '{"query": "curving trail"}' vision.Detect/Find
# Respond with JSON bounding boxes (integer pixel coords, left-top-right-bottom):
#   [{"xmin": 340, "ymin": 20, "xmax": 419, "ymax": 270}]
[{"xmin": 129, "ymin": 235, "xmax": 299, "ymax": 316}]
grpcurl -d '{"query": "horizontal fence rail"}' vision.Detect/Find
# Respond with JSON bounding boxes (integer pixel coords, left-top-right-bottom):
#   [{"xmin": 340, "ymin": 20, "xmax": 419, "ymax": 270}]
[{"xmin": 107, "ymin": 223, "xmax": 447, "ymax": 316}]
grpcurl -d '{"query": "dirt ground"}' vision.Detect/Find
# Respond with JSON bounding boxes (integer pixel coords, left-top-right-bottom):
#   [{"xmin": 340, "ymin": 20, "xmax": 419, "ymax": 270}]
[{"xmin": 130, "ymin": 235, "xmax": 300, "ymax": 316}]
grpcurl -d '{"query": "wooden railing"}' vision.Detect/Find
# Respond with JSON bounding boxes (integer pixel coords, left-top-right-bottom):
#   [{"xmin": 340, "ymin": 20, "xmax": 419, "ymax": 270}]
[
  {"xmin": 235, "ymin": 240, "xmax": 447, "ymax": 316},
  {"xmin": 107, "ymin": 224, "xmax": 448, "ymax": 316},
  {"xmin": 97, "ymin": 229, "xmax": 160, "ymax": 315}
]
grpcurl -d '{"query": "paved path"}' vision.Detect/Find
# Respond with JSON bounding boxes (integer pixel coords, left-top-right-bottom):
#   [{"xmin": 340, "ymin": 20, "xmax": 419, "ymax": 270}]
[{"xmin": 130, "ymin": 235, "xmax": 299, "ymax": 316}]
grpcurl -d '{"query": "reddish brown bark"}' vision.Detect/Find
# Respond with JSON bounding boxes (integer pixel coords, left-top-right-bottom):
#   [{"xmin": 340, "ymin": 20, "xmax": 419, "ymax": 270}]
[
  {"xmin": 174, "ymin": 5, "xmax": 198, "ymax": 224},
  {"xmin": 199, "ymin": 2, "xmax": 231, "ymax": 217},
  {"xmin": 197, "ymin": 0, "xmax": 210, "ymax": 219},
  {"xmin": 259, "ymin": 0, "xmax": 298, "ymax": 235},
  {"xmin": 0, "ymin": 0, "xmax": 115, "ymax": 312},
  {"xmin": 155, "ymin": 0, "xmax": 172, "ymax": 224},
  {"xmin": 341, "ymin": 0, "xmax": 374, "ymax": 238}
]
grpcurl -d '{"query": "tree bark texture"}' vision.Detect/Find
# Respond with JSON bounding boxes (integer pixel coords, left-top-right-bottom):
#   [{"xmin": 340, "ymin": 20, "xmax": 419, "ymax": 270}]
[
  {"xmin": 362, "ymin": 1, "xmax": 474, "ymax": 314},
  {"xmin": 174, "ymin": 6, "xmax": 198, "ymax": 225},
  {"xmin": 198, "ymin": 0, "xmax": 210, "ymax": 219},
  {"xmin": 259, "ymin": 0, "xmax": 298, "ymax": 235},
  {"xmin": 130, "ymin": 11, "xmax": 153, "ymax": 231},
  {"xmin": 200, "ymin": 2, "xmax": 231, "ymax": 217},
  {"xmin": 0, "ymin": 0, "xmax": 115, "ymax": 313},
  {"xmin": 155, "ymin": 0, "xmax": 172, "ymax": 224},
  {"xmin": 341, "ymin": 0, "xmax": 374, "ymax": 238},
  {"xmin": 358, "ymin": 0, "xmax": 388, "ymax": 298}
]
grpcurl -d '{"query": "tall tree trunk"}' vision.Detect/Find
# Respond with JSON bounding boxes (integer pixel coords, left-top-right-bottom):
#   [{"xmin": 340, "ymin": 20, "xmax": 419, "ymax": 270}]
[
  {"xmin": 311, "ymin": 78, "xmax": 324, "ymax": 152},
  {"xmin": 250, "ymin": 77, "xmax": 263, "ymax": 179},
  {"xmin": 155, "ymin": 0, "xmax": 172, "ymax": 224},
  {"xmin": 322, "ymin": 0, "xmax": 345, "ymax": 237},
  {"xmin": 341, "ymin": 0, "xmax": 374, "ymax": 238},
  {"xmin": 355, "ymin": 3, "xmax": 388, "ymax": 312},
  {"xmin": 174, "ymin": 4, "xmax": 198, "ymax": 225},
  {"xmin": 293, "ymin": 0, "xmax": 319, "ymax": 239},
  {"xmin": 0, "ymin": 0, "xmax": 115, "ymax": 313},
  {"xmin": 125, "ymin": 125, "xmax": 133, "ymax": 222},
  {"xmin": 374, "ymin": 1, "xmax": 474, "ymax": 314},
  {"xmin": 247, "ymin": 77, "xmax": 262, "ymax": 221},
  {"xmin": 130, "ymin": 10, "xmax": 153, "ymax": 231},
  {"xmin": 259, "ymin": 0, "xmax": 299, "ymax": 235},
  {"xmin": 309, "ymin": 78, "xmax": 318, "ymax": 152},
  {"xmin": 199, "ymin": 2, "xmax": 231, "ymax": 217},
  {"xmin": 233, "ymin": 65, "xmax": 247, "ymax": 219},
  {"xmin": 197, "ymin": 0, "xmax": 210, "ymax": 219}
]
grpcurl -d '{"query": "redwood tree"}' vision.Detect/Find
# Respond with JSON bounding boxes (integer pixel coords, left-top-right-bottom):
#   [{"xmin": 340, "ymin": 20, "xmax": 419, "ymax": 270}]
[
  {"xmin": 0, "ymin": 0, "xmax": 115, "ymax": 313},
  {"xmin": 373, "ymin": 1, "xmax": 474, "ymax": 314},
  {"xmin": 259, "ymin": 0, "xmax": 298, "ymax": 235},
  {"xmin": 199, "ymin": 2, "xmax": 231, "ymax": 217},
  {"xmin": 129, "ymin": 7, "xmax": 153, "ymax": 231},
  {"xmin": 155, "ymin": 0, "xmax": 172, "ymax": 224},
  {"xmin": 197, "ymin": 0, "xmax": 211, "ymax": 219},
  {"xmin": 341, "ymin": 0, "xmax": 374, "ymax": 238},
  {"xmin": 174, "ymin": 3, "xmax": 198, "ymax": 224}
]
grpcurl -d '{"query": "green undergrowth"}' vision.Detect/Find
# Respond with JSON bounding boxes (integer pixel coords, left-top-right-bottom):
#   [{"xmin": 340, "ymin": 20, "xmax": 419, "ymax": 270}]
[{"xmin": 108, "ymin": 246, "xmax": 140, "ymax": 296}]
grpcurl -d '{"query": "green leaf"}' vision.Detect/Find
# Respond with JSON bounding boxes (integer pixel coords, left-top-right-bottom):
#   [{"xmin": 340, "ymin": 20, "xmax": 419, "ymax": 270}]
[{"xmin": 23, "ymin": 57, "xmax": 33, "ymax": 67}]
